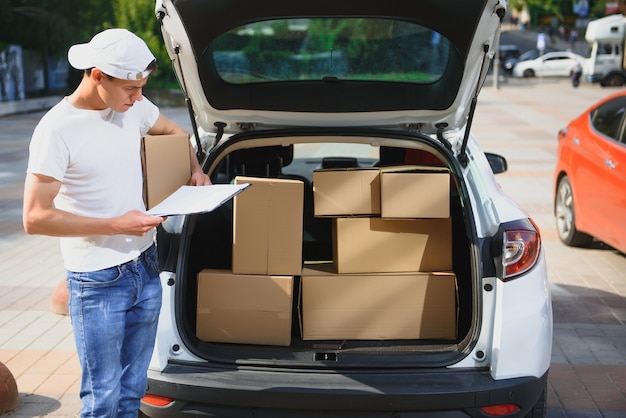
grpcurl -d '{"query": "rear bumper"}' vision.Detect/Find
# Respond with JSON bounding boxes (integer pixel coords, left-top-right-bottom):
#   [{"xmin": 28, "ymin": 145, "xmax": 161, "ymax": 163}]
[{"xmin": 142, "ymin": 364, "xmax": 548, "ymax": 417}]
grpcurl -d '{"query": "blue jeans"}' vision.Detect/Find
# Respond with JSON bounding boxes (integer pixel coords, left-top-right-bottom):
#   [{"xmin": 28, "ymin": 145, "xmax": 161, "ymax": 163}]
[{"xmin": 67, "ymin": 244, "xmax": 162, "ymax": 418}]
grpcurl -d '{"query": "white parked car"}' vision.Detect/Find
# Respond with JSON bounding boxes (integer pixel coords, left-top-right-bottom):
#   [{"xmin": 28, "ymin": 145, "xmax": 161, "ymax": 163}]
[
  {"xmin": 512, "ymin": 50, "xmax": 585, "ymax": 78},
  {"xmin": 142, "ymin": 0, "xmax": 553, "ymax": 417},
  {"xmin": 503, "ymin": 48, "xmax": 557, "ymax": 72}
]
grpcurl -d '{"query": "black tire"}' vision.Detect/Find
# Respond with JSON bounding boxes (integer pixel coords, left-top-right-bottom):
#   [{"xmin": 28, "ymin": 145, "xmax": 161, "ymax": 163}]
[
  {"xmin": 523, "ymin": 68, "xmax": 535, "ymax": 78},
  {"xmin": 555, "ymin": 176, "xmax": 593, "ymax": 247},
  {"xmin": 601, "ymin": 73, "xmax": 625, "ymax": 87}
]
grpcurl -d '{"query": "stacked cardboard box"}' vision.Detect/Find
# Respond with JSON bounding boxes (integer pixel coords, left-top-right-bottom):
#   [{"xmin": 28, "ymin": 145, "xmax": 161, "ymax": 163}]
[
  {"xmin": 301, "ymin": 265, "xmax": 457, "ymax": 340},
  {"xmin": 305, "ymin": 164, "xmax": 457, "ymax": 340},
  {"xmin": 232, "ymin": 176, "xmax": 304, "ymax": 275},
  {"xmin": 196, "ymin": 176, "xmax": 304, "ymax": 346},
  {"xmin": 332, "ymin": 216, "xmax": 452, "ymax": 273},
  {"xmin": 195, "ymin": 161, "xmax": 458, "ymax": 345},
  {"xmin": 313, "ymin": 165, "xmax": 450, "ymax": 218},
  {"xmin": 313, "ymin": 165, "xmax": 453, "ymax": 273},
  {"xmin": 197, "ymin": 270, "xmax": 294, "ymax": 345},
  {"xmin": 140, "ymin": 136, "xmax": 301, "ymax": 346},
  {"xmin": 313, "ymin": 167, "xmax": 381, "ymax": 216}
]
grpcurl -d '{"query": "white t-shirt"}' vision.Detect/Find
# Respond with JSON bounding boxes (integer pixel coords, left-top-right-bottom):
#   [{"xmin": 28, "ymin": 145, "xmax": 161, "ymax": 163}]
[{"xmin": 27, "ymin": 97, "xmax": 160, "ymax": 272}]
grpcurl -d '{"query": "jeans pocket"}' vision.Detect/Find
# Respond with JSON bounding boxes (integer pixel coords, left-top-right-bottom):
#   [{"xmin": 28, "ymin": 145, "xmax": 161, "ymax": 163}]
[
  {"xmin": 67, "ymin": 266, "xmax": 123, "ymax": 287},
  {"xmin": 144, "ymin": 245, "xmax": 161, "ymax": 277}
]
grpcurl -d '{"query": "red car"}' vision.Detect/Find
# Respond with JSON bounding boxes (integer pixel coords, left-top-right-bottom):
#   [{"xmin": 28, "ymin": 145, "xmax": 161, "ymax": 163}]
[{"xmin": 554, "ymin": 90, "xmax": 626, "ymax": 253}]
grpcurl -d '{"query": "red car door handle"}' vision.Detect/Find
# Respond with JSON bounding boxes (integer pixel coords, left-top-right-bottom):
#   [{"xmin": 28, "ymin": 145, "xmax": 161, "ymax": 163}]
[{"xmin": 605, "ymin": 159, "xmax": 616, "ymax": 169}]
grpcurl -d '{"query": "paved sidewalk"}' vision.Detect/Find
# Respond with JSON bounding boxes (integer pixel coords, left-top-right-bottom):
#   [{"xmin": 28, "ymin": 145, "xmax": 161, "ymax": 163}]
[
  {"xmin": 473, "ymin": 80, "xmax": 626, "ymax": 417},
  {"xmin": 0, "ymin": 80, "xmax": 625, "ymax": 417}
]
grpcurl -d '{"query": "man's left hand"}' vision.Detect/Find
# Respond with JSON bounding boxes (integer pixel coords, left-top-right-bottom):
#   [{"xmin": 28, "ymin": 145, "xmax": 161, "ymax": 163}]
[{"xmin": 190, "ymin": 171, "xmax": 212, "ymax": 186}]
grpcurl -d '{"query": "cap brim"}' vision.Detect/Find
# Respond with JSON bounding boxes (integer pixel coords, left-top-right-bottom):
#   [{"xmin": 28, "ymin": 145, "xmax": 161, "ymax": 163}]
[{"xmin": 68, "ymin": 43, "xmax": 94, "ymax": 70}]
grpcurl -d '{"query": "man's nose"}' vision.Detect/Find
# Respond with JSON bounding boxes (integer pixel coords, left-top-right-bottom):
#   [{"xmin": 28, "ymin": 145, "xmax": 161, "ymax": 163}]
[{"xmin": 131, "ymin": 88, "xmax": 144, "ymax": 102}]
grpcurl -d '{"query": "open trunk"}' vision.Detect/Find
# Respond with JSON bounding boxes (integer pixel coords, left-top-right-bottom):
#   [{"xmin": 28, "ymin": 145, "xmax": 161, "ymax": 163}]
[{"xmin": 165, "ymin": 133, "xmax": 479, "ymax": 368}]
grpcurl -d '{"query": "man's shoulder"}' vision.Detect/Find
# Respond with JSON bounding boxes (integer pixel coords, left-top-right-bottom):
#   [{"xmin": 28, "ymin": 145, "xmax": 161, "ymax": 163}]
[
  {"xmin": 36, "ymin": 100, "xmax": 72, "ymax": 128},
  {"xmin": 34, "ymin": 99, "xmax": 98, "ymax": 139},
  {"xmin": 41, "ymin": 98, "xmax": 72, "ymax": 118}
]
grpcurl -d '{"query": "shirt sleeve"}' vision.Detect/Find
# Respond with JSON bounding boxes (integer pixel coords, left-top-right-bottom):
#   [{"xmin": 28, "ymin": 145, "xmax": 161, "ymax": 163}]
[
  {"xmin": 26, "ymin": 115, "xmax": 69, "ymax": 183},
  {"xmin": 139, "ymin": 97, "xmax": 160, "ymax": 135}
]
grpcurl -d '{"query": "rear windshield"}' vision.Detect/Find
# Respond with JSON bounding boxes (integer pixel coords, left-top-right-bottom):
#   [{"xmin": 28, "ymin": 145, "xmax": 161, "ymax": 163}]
[{"xmin": 211, "ymin": 18, "xmax": 450, "ymax": 84}]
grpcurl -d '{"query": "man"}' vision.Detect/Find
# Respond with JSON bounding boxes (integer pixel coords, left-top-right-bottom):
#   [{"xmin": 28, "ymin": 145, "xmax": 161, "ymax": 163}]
[
  {"xmin": 536, "ymin": 30, "xmax": 546, "ymax": 56},
  {"xmin": 22, "ymin": 28, "xmax": 210, "ymax": 417}
]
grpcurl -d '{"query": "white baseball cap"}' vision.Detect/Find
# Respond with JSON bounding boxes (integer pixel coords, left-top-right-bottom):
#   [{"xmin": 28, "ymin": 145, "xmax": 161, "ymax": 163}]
[{"xmin": 68, "ymin": 28, "xmax": 156, "ymax": 80}]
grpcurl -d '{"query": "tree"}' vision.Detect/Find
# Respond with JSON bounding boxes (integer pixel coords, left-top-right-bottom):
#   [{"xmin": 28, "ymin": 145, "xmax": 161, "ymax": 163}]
[
  {"xmin": 0, "ymin": 0, "xmax": 176, "ymax": 95},
  {"xmin": 0, "ymin": 0, "xmax": 115, "ymax": 95},
  {"xmin": 113, "ymin": 0, "xmax": 177, "ymax": 88},
  {"xmin": 507, "ymin": 0, "xmax": 595, "ymax": 27}
]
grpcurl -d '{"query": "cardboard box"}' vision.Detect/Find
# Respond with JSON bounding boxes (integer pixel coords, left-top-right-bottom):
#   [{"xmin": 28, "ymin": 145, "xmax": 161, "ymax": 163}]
[
  {"xmin": 196, "ymin": 269, "xmax": 294, "ymax": 346},
  {"xmin": 300, "ymin": 265, "xmax": 457, "ymax": 340},
  {"xmin": 141, "ymin": 134, "xmax": 191, "ymax": 209},
  {"xmin": 333, "ymin": 217, "xmax": 452, "ymax": 273},
  {"xmin": 233, "ymin": 176, "xmax": 303, "ymax": 275},
  {"xmin": 313, "ymin": 168, "xmax": 381, "ymax": 216},
  {"xmin": 380, "ymin": 167, "xmax": 450, "ymax": 218}
]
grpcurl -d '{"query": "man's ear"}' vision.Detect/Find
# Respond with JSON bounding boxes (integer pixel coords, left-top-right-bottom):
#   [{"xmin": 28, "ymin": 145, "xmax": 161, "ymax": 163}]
[{"xmin": 91, "ymin": 68, "xmax": 104, "ymax": 83}]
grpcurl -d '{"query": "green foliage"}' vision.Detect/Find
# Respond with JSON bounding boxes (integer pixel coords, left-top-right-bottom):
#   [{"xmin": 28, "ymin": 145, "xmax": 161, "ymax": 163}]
[
  {"xmin": 506, "ymin": 0, "xmax": 604, "ymax": 26},
  {"xmin": 0, "ymin": 0, "xmax": 116, "ymax": 54},
  {"xmin": 112, "ymin": 0, "xmax": 178, "ymax": 88},
  {"xmin": 588, "ymin": 1, "xmax": 610, "ymax": 18},
  {"xmin": 0, "ymin": 0, "xmax": 177, "ymax": 93}
]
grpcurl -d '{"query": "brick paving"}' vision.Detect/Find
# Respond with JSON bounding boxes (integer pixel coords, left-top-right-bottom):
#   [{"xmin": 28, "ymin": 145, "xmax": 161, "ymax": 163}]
[
  {"xmin": 0, "ymin": 82, "xmax": 625, "ymax": 417},
  {"xmin": 473, "ymin": 79, "xmax": 626, "ymax": 417}
]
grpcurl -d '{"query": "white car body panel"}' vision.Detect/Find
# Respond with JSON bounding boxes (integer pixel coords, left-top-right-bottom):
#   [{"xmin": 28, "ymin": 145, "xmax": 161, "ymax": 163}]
[{"xmin": 490, "ymin": 253, "xmax": 552, "ymax": 379}]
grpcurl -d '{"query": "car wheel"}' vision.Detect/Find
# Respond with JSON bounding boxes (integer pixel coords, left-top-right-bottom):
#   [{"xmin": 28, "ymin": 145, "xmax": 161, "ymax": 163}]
[
  {"xmin": 555, "ymin": 176, "xmax": 593, "ymax": 247},
  {"xmin": 601, "ymin": 73, "xmax": 625, "ymax": 87},
  {"xmin": 524, "ymin": 382, "xmax": 547, "ymax": 418},
  {"xmin": 523, "ymin": 68, "xmax": 535, "ymax": 78}
]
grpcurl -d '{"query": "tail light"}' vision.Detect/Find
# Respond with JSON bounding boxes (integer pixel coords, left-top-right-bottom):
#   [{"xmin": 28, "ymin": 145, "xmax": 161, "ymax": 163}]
[
  {"xmin": 142, "ymin": 394, "xmax": 174, "ymax": 407},
  {"xmin": 501, "ymin": 218, "xmax": 541, "ymax": 281},
  {"xmin": 481, "ymin": 403, "xmax": 521, "ymax": 416}
]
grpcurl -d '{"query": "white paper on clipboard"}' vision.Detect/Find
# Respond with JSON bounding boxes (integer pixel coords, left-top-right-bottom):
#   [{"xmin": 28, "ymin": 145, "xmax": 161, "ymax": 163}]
[{"xmin": 146, "ymin": 183, "xmax": 250, "ymax": 217}]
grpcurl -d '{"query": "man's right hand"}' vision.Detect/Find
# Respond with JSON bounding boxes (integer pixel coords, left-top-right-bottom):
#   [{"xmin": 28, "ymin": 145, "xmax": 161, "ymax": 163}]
[{"xmin": 24, "ymin": 173, "xmax": 165, "ymax": 237}]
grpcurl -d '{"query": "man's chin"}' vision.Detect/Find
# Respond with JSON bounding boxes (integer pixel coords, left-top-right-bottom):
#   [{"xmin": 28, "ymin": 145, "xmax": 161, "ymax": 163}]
[{"xmin": 116, "ymin": 103, "xmax": 133, "ymax": 112}]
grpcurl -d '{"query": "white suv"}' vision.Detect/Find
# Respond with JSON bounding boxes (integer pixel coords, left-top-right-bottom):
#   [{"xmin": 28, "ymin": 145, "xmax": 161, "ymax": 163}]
[{"xmin": 142, "ymin": 1, "xmax": 552, "ymax": 417}]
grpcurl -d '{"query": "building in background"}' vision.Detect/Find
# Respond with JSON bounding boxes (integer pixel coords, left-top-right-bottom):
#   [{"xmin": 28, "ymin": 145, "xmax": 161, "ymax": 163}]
[{"xmin": 0, "ymin": 45, "xmax": 25, "ymax": 102}]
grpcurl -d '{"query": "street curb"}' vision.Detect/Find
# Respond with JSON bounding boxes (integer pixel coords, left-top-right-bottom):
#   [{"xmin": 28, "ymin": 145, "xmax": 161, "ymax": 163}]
[{"xmin": 0, "ymin": 97, "xmax": 62, "ymax": 118}]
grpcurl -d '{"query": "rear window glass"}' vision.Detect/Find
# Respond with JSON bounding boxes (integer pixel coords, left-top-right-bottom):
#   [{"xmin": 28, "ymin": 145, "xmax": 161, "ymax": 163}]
[{"xmin": 211, "ymin": 18, "xmax": 450, "ymax": 84}]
